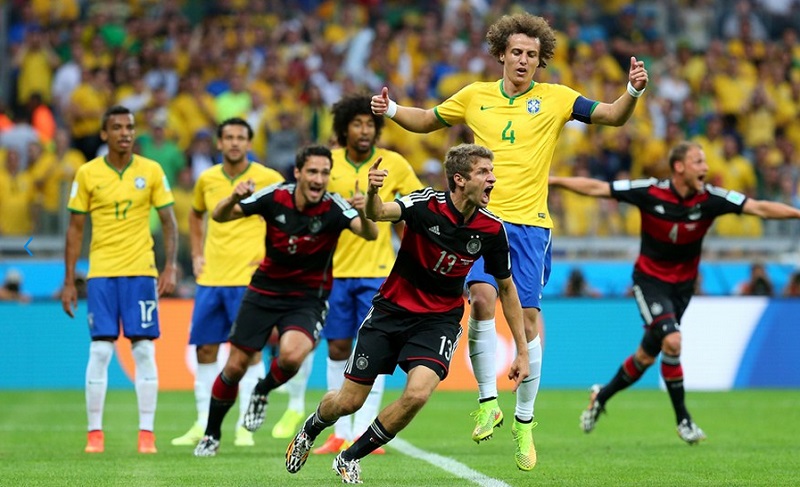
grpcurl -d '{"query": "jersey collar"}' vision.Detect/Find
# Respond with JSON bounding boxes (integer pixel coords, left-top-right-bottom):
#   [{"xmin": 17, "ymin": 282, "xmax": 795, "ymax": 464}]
[
  {"xmin": 221, "ymin": 161, "xmax": 252, "ymax": 183},
  {"xmin": 103, "ymin": 155, "xmax": 134, "ymax": 178},
  {"xmin": 344, "ymin": 146, "xmax": 376, "ymax": 171},
  {"xmin": 499, "ymin": 79, "xmax": 535, "ymax": 103}
]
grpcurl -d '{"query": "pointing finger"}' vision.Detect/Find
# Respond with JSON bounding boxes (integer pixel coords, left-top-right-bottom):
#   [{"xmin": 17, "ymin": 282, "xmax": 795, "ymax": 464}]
[{"xmin": 370, "ymin": 157, "xmax": 383, "ymax": 170}]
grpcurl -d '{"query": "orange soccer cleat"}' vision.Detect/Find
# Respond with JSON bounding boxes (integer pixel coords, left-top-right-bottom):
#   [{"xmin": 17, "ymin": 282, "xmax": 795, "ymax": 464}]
[
  {"xmin": 138, "ymin": 430, "xmax": 157, "ymax": 454},
  {"xmin": 84, "ymin": 430, "xmax": 104, "ymax": 453},
  {"xmin": 312, "ymin": 434, "xmax": 349, "ymax": 454}
]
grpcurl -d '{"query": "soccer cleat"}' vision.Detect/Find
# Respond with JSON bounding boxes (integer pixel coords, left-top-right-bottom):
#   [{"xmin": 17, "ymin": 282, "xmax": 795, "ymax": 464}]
[
  {"xmin": 242, "ymin": 392, "xmax": 268, "ymax": 432},
  {"xmin": 138, "ymin": 430, "xmax": 157, "ymax": 454},
  {"xmin": 470, "ymin": 400, "xmax": 504, "ymax": 443},
  {"xmin": 332, "ymin": 453, "xmax": 363, "ymax": 484},
  {"xmin": 193, "ymin": 435, "xmax": 221, "ymax": 457},
  {"xmin": 84, "ymin": 430, "xmax": 104, "ymax": 453},
  {"xmin": 171, "ymin": 422, "xmax": 204, "ymax": 446},
  {"xmin": 234, "ymin": 426, "xmax": 255, "ymax": 447},
  {"xmin": 677, "ymin": 418, "xmax": 707, "ymax": 445},
  {"xmin": 511, "ymin": 419, "xmax": 537, "ymax": 471},
  {"xmin": 580, "ymin": 384, "xmax": 605, "ymax": 433},
  {"xmin": 313, "ymin": 434, "xmax": 349, "ymax": 454},
  {"xmin": 286, "ymin": 430, "xmax": 315, "ymax": 474},
  {"xmin": 272, "ymin": 409, "xmax": 305, "ymax": 439}
]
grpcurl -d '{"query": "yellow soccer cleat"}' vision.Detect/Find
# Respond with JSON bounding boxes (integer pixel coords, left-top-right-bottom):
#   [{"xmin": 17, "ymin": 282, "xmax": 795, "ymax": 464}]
[
  {"xmin": 470, "ymin": 399, "xmax": 504, "ymax": 443},
  {"xmin": 234, "ymin": 425, "xmax": 255, "ymax": 446},
  {"xmin": 511, "ymin": 419, "xmax": 537, "ymax": 471},
  {"xmin": 271, "ymin": 409, "xmax": 305, "ymax": 439},
  {"xmin": 171, "ymin": 422, "xmax": 204, "ymax": 446}
]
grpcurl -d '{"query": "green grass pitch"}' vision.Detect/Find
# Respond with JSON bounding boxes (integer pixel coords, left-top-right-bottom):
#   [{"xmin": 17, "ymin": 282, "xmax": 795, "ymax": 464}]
[{"xmin": 1, "ymin": 389, "xmax": 798, "ymax": 486}]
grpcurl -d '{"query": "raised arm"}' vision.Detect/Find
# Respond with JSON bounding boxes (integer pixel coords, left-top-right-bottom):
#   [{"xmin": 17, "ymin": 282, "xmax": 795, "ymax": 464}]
[
  {"xmin": 549, "ymin": 176, "xmax": 612, "ymax": 198},
  {"xmin": 348, "ymin": 179, "xmax": 379, "ymax": 240},
  {"xmin": 742, "ymin": 198, "xmax": 800, "ymax": 219},
  {"xmin": 212, "ymin": 179, "xmax": 254, "ymax": 222},
  {"xmin": 61, "ymin": 212, "xmax": 86, "ymax": 318},
  {"xmin": 365, "ymin": 157, "xmax": 402, "ymax": 222},
  {"xmin": 496, "ymin": 276, "xmax": 530, "ymax": 391},
  {"xmin": 371, "ymin": 87, "xmax": 446, "ymax": 134},
  {"xmin": 589, "ymin": 57, "xmax": 648, "ymax": 127}
]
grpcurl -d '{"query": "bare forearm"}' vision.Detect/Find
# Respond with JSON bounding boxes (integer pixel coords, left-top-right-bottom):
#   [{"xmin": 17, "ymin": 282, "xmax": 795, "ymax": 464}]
[
  {"xmin": 212, "ymin": 196, "xmax": 240, "ymax": 222},
  {"xmin": 189, "ymin": 212, "xmax": 205, "ymax": 257},
  {"xmin": 365, "ymin": 191, "xmax": 384, "ymax": 221},
  {"xmin": 391, "ymin": 106, "xmax": 444, "ymax": 133},
  {"xmin": 746, "ymin": 199, "xmax": 800, "ymax": 219},
  {"xmin": 549, "ymin": 176, "xmax": 611, "ymax": 197},
  {"xmin": 64, "ymin": 226, "xmax": 82, "ymax": 283},
  {"xmin": 160, "ymin": 211, "xmax": 179, "ymax": 267},
  {"xmin": 592, "ymin": 92, "xmax": 638, "ymax": 126}
]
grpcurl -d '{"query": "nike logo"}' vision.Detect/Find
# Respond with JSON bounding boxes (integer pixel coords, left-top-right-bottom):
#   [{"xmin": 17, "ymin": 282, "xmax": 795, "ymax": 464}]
[
  {"xmin": 480, "ymin": 105, "xmax": 495, "ymax": 111},
  {"xmin": 141, "ymin": 322, "xmax": 157, "ymax": 329}
]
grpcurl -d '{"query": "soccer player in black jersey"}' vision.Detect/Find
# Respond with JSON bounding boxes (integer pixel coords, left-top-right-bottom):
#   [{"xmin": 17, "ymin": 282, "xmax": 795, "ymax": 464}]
[
  {"xmin": 550, "ymin": 140, "xmax": 800, "ymax": 444},
  {"xmin": 192, "ymin": 145, "xmax": 378, "ymax": 457},
  {"xmin": 285, "ymin": 144, "xmax": 530, "ymax": 483}
]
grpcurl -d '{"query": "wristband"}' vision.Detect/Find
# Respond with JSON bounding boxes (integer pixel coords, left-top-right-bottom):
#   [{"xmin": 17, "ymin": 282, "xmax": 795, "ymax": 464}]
[
  {"xmin": 385, "ymin": 100, "xmax": 398, "ymax": 118},
  {"xmin": 627, "ymin": 81, "xmax": 645, "ymax": 98}
]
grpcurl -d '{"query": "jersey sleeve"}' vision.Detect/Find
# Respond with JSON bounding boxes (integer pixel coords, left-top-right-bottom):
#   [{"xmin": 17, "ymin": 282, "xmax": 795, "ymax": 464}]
[
  {"xmin": 239, "ymin": 185, "xmax": 275, "ymax": 218},
  {"xmin": 433, "ymin": 84, "xmax": 475, "ymax": 127},
  {"xmin": 705, "ymin": 185, "xmax": 748, "ymax": 216},
  {"xmin": 330, "ymin": 192, "xmax": 359, "ymax": 231},
  {"xmin": 67, "ymin": 167, "xmax": 90, "ymax": 213},
  {"xmin": 482, "ymin": 223, "xmax": 512, "ymax": 280},
  {"xmin": 192, "ymin": 173, "xmax": 206, "ymax": 212},
  {"xmin": 610, "ymin": 178, "xmax": 658, "ymax": 207},
  {"xmin": 398, "ymin": 187, "xmax": 436, "ymax": 227},
  {"xmin": 151, "ymin": 164, "xmax": 175, "ymax": 209}
]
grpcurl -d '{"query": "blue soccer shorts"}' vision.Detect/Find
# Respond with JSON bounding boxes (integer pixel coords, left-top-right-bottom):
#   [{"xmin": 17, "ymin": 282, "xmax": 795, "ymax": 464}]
[
  {"xmin": 189, "ymin": 285, "xmax": 247, "ymax": 346},
  {"xmin": 322, "ymin": 277, "xmax": 384, "ymax": 340},
  {"xmin": 465, "ymin": 223, "xmax": 552, "ymax": 309},
  {"xmin": 87, "ymin": 276, "xmax": 160, "ymax": 339}
]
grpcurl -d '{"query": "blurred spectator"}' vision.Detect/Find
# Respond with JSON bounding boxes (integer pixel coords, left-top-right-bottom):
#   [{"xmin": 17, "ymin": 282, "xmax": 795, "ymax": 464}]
[
  {"xmin": 171, "ymin": 167, "xmax": 194, "ymax": 279},
  {"xmin": 736, "ymin": 261, "xmax": 775, "ymax": 296},
  {"xmin": 170, "ymin": 71, "xmax": 217, "ymax": 150},
  {"xmin": 137, "ymin": 113, "xmax": 186, "ymax": 188},
  {"xmin": 266, "ymin": 111, "xmax": 305, "ymax": 178},
  {"xmin": 28, "ymin": 93, "xmax": 56, "ymax": 145},
  {"xmin": 564, "ymin": 268, "xmax": 601, "ymax": 298},
  {"xmin": 0, "ymin": 269, "xmax": 32, "ymax": 303},
  {"xmin": 0, "ymin": 110, "xmax": 40, "ymax": 170},
  {"xmin": 12, "ymin": 26, "xmax": 60, "ymax": 108},
  {"xmin": 26, "ymin": 141, "xmax": 59, "ymax": 234},
  {"xmin": 215, "ymin": 72, "xmax": 252, "ymax": 122},
  {"xmin": 187, "ymin": 130, "xmax": 216, "ymax": 182},
  {"xmin": 50, "ymin": 41, "xmax": 84, "ymax": 123},
  {"xmin": 783, "ymin": 271, "xmax": 800, "ymax": 297},
  {"xmin": 0, "ymin": 149, "xmax": 37, "ymax": 236},
  {"xmin": 67, "ymin": 67, "xmax": 111, "ymax": 160}
]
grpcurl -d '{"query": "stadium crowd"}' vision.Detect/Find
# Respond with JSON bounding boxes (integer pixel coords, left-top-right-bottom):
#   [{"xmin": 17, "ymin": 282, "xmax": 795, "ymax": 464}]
[{"xmin": 3, "ymin": 0, "xmax": 800, "ymax": 245}]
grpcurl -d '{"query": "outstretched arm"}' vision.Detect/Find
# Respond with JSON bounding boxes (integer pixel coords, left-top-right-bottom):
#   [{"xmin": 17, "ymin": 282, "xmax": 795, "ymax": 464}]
[
  {"xmin": 212, "ymin": 179, "xmax": 254, "ymax": 222},
  {"xmin": 743, "ymin": 198, "xmax": 800, "ymax": 219},
  {"xmin": 549, "ymin": 176, "xmax": 612, "ymax": 197},
  {"xmin": 496, "ymin": 276, "xmax": 530, "ymax": 391},
  {"xmin": 371, "ymin": 87, "xmax": 446, "ymax": 133},
  {"xmin": 590, "ymin": 57, "xmax": 648, "ymax": 127}
]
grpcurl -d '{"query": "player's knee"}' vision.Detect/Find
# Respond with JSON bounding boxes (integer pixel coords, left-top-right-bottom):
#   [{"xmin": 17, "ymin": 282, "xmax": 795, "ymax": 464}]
[
  {"xmin": 634, "ymin": 348, "xmax": 657, "ymax": 367},
  {"xmin": 662, "ymin": 332, "xmax": 682, "ymax": 356},
  {"xmin": 196, "ymin": 344, "xmax": 219, "ymax": 363},
  {"xmin": 469, "ymin": 284, "xmax": 497, "ymax": 319},
  {"xmin": 328, "ymin": 339, "xmax": 352, "ymax": 361},
  {"xmin": 334, "ymin": 391, "xmax": 365, "ymax": 416},
  {"xmin": 89, "ymin": 340, "xmax": 114, "ymax": 367},
  {"xmin": 276, "ymin": 349, "xmax": 306, "ymax": 372}
]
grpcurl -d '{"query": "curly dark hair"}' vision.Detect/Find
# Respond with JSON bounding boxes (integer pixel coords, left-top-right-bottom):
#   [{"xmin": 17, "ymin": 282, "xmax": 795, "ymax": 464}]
[
  {"xmin": 332, "ymin": 93, "xmax": 384, "ymax": 148},
  {"xmin": 486, "ymin": 13, "xmax": 556, "ymax": 68}
]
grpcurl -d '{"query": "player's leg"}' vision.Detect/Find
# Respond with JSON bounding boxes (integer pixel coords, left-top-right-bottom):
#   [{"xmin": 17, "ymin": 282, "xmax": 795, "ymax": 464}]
[
  {"xmin": 120, "ymin": 277, "xmax": 161, "ymax": 454},
  {"xmin": 272, "ymin": 349, "xmax": 314, "ymax": 439},
  {"xmin": 466, "ymin": 260, "xmax": 503, "ymax": 442},
  {"xmin": 173, "ymin": 285, "xmax": 226, "ymax": 445},
  {"xmin": 245, "ymin": 302, "xmax": 322, "ymax": 432},
  {"xmin": 84, "ymin": 278, "xmax": 121, "ymax": 453},
  {"xmin": 315, "ymin": 278, "xmax": 356, "ymax": 452}
]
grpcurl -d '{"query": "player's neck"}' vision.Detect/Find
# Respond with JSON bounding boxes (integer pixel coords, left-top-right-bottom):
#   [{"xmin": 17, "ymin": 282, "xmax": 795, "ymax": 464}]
[
  {"xmin": 450, "ymin": 192, "xmax": 477, "ymax": 221},
  {"xmin": 671, "ymin": 177, "xmax": 695, "ymax": 199},
  {"xmin": 106, "ymin": 151, "xmax": 133, "ymax": 170},
  {"xmin": 502, "ymin": 78, "xmax": 532, "ymax": 98},
  {"xmin": 222, "ymin": 160, "xmax": 248, "ymax": 179},
  {"xmin": 345, "ymin": 147, "xmax": 373, "ymax": 166}
]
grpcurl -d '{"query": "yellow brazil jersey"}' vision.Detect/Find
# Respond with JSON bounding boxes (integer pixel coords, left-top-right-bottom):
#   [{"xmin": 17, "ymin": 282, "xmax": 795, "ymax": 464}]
[
  {"xmin": 67, "ymin": 155, "xmax": 174, "ymax": 278},
  {"xmin": 328, "ymin": 147, "xmax": 422, "ymax": 278},
  {"xmin": 435, "ymin": 80, "xmax": 583, "ymax": 227},
  {"xmin": 193, "ymin": 163, "xmax": 283, "ymax": 286}
]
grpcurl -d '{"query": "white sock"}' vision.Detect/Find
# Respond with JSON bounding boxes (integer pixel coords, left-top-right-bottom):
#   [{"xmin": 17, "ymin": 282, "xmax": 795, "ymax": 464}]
[
  {"xmin": 468, "ymin": 317, "xmax": 498, "ymax": 400},
  {"xmin": 194, "ymin": 363, "xmax": 218, "ymax": 427},
  {"xmin": 86, "ymin": 341, "xmax": 114, "ymax": 431},
  {"xmin": 237, "ymin": 359, "xmax": 265, "ymax": 427},
  {"xmin": 353, "ymin": 374, "xmax": 384, "ymax": 440},
  {"xmin": 286, "ymin": 350, "xmax": 314, "ymax": 413},
  {"xmin": 327, "ymin": 357, "xmax": 349, "ymax": 440},
  {"xmin": 515, "ymin": 335, "xmax": 542, "ymax": 422},
  {"xmin": 132, "ymin": 340, "xmax": 158, "ymax": 431}
]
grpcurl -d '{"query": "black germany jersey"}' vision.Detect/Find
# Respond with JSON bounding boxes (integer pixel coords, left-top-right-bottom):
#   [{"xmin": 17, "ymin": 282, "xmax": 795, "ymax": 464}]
[
  {"xmin": 374, "ymin": 187, "xmax": 511, "ymax": 314},
  {"xmin": 611, "ymin": 178, "xmax": 746, "ymax": 283},
  {"xmin": 239, "ymin": 182, "xmax": 357, "ymax": 299}
]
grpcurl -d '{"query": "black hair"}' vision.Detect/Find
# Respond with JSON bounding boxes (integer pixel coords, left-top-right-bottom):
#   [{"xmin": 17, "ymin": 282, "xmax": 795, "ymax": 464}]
[
  {"xmin": 217, "ymin": 117, "xmax": 254, "ymax": 140},
  {"xmin": 295, "ymin": 144, "xmax": 333, "ymax": 170}
]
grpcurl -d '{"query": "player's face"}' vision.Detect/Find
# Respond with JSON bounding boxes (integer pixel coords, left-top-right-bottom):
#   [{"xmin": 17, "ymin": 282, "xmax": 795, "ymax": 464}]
[
  {"xmin": 294, "ymin": 155, "xmax": 332, "ymax": 205},
  {"xmin": 501, "ymin": 34, "xmax": 541, "ymax": 87},
  {"xmin": 464, "ymin": 157, "xmax": 496, "ymax": 208},
  {"xmin": 217, "ymin": 124, "xmax": 250, "ymax": 164},
  {"xmin": 680, "ymin": 147, "xmax": 709, "ymax": 193},
  {"xmin": 346, "ymin": 114, "xmax": 377, "ymax": 155},
  {"xmin": 101, "ymin": 114, "xmax": 135, "ymax": 153}
]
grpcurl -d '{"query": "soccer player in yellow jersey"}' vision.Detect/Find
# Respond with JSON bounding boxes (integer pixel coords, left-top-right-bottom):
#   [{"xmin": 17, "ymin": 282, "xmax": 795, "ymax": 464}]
[
  {"xmin": 371, "ymin": 13, "xmax": 648, "ymax": 470},
  {"xmin": 171, "ymin": 118, "xmax": 283, "ymax": 448},
  {"xmin": 61, "ymin": 105, "xmax": 178, "ymax": 454},
  {"xmin": 280, "ymin": 94, "xmax": 423, "ymax": 454}
]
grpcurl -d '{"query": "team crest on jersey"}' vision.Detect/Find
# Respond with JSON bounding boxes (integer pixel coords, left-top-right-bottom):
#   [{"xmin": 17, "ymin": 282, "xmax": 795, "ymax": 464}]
[
  {"xmin": 134, "ymin": 177, "xmax": 146, "ymax": 190},
  {"xmin": 466, "ymin": 237, "xmax": 482, "ymax": 255},
  {"xmin": 650, "ymin": 302, "xmax": 663, "ymax": 316},
  {"xmin": 355, "ymin": 353, "xmax": 369, "ymax": 370},
  {"xmin": 527, "ymin": 97, "xmax": 542, "ymax": 116},
  {"xmin": 309, "ymin": 217, "xmax": 322, "ymax": 233},
  {"xmin": 688, "ymin": 205, "xmax": 702, "ymax": 221}
]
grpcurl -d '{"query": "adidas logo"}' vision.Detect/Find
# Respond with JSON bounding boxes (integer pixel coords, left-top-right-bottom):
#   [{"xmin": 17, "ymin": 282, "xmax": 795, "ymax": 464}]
[
  {"xmin": 276, "ymin": 214, "xmax": 286, "ymax": 224},
  {"xmin": 429, "ymin": 225, "xmax": 440, "ymax": 235}
]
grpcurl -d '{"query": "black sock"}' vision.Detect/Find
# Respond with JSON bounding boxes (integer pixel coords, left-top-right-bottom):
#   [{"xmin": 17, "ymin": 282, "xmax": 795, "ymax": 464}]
[
  {"xmin": 597, "ymin": 355, "xmax": 648, "ymax": 405},
  {"xmin": 341, "ymin": 418, "xmax": 394, "ymax": 461},
  {"xmin": 304, "ymin": 406, "xmax": 337, "ymax": 441},
  {"xmin": 661, "ymin": 353, "xmax": 689, "ymax": 423},
  {"xmin": 254, "ymin": 357, "xmax": 295, "ymax": 395},
  {"xmin": 479, "ymin": 396, "xmax": 497, "ymax": 404},
  {"xmin": 205, "ymin": 373, "xmax": 237, "ymax": 439}
]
